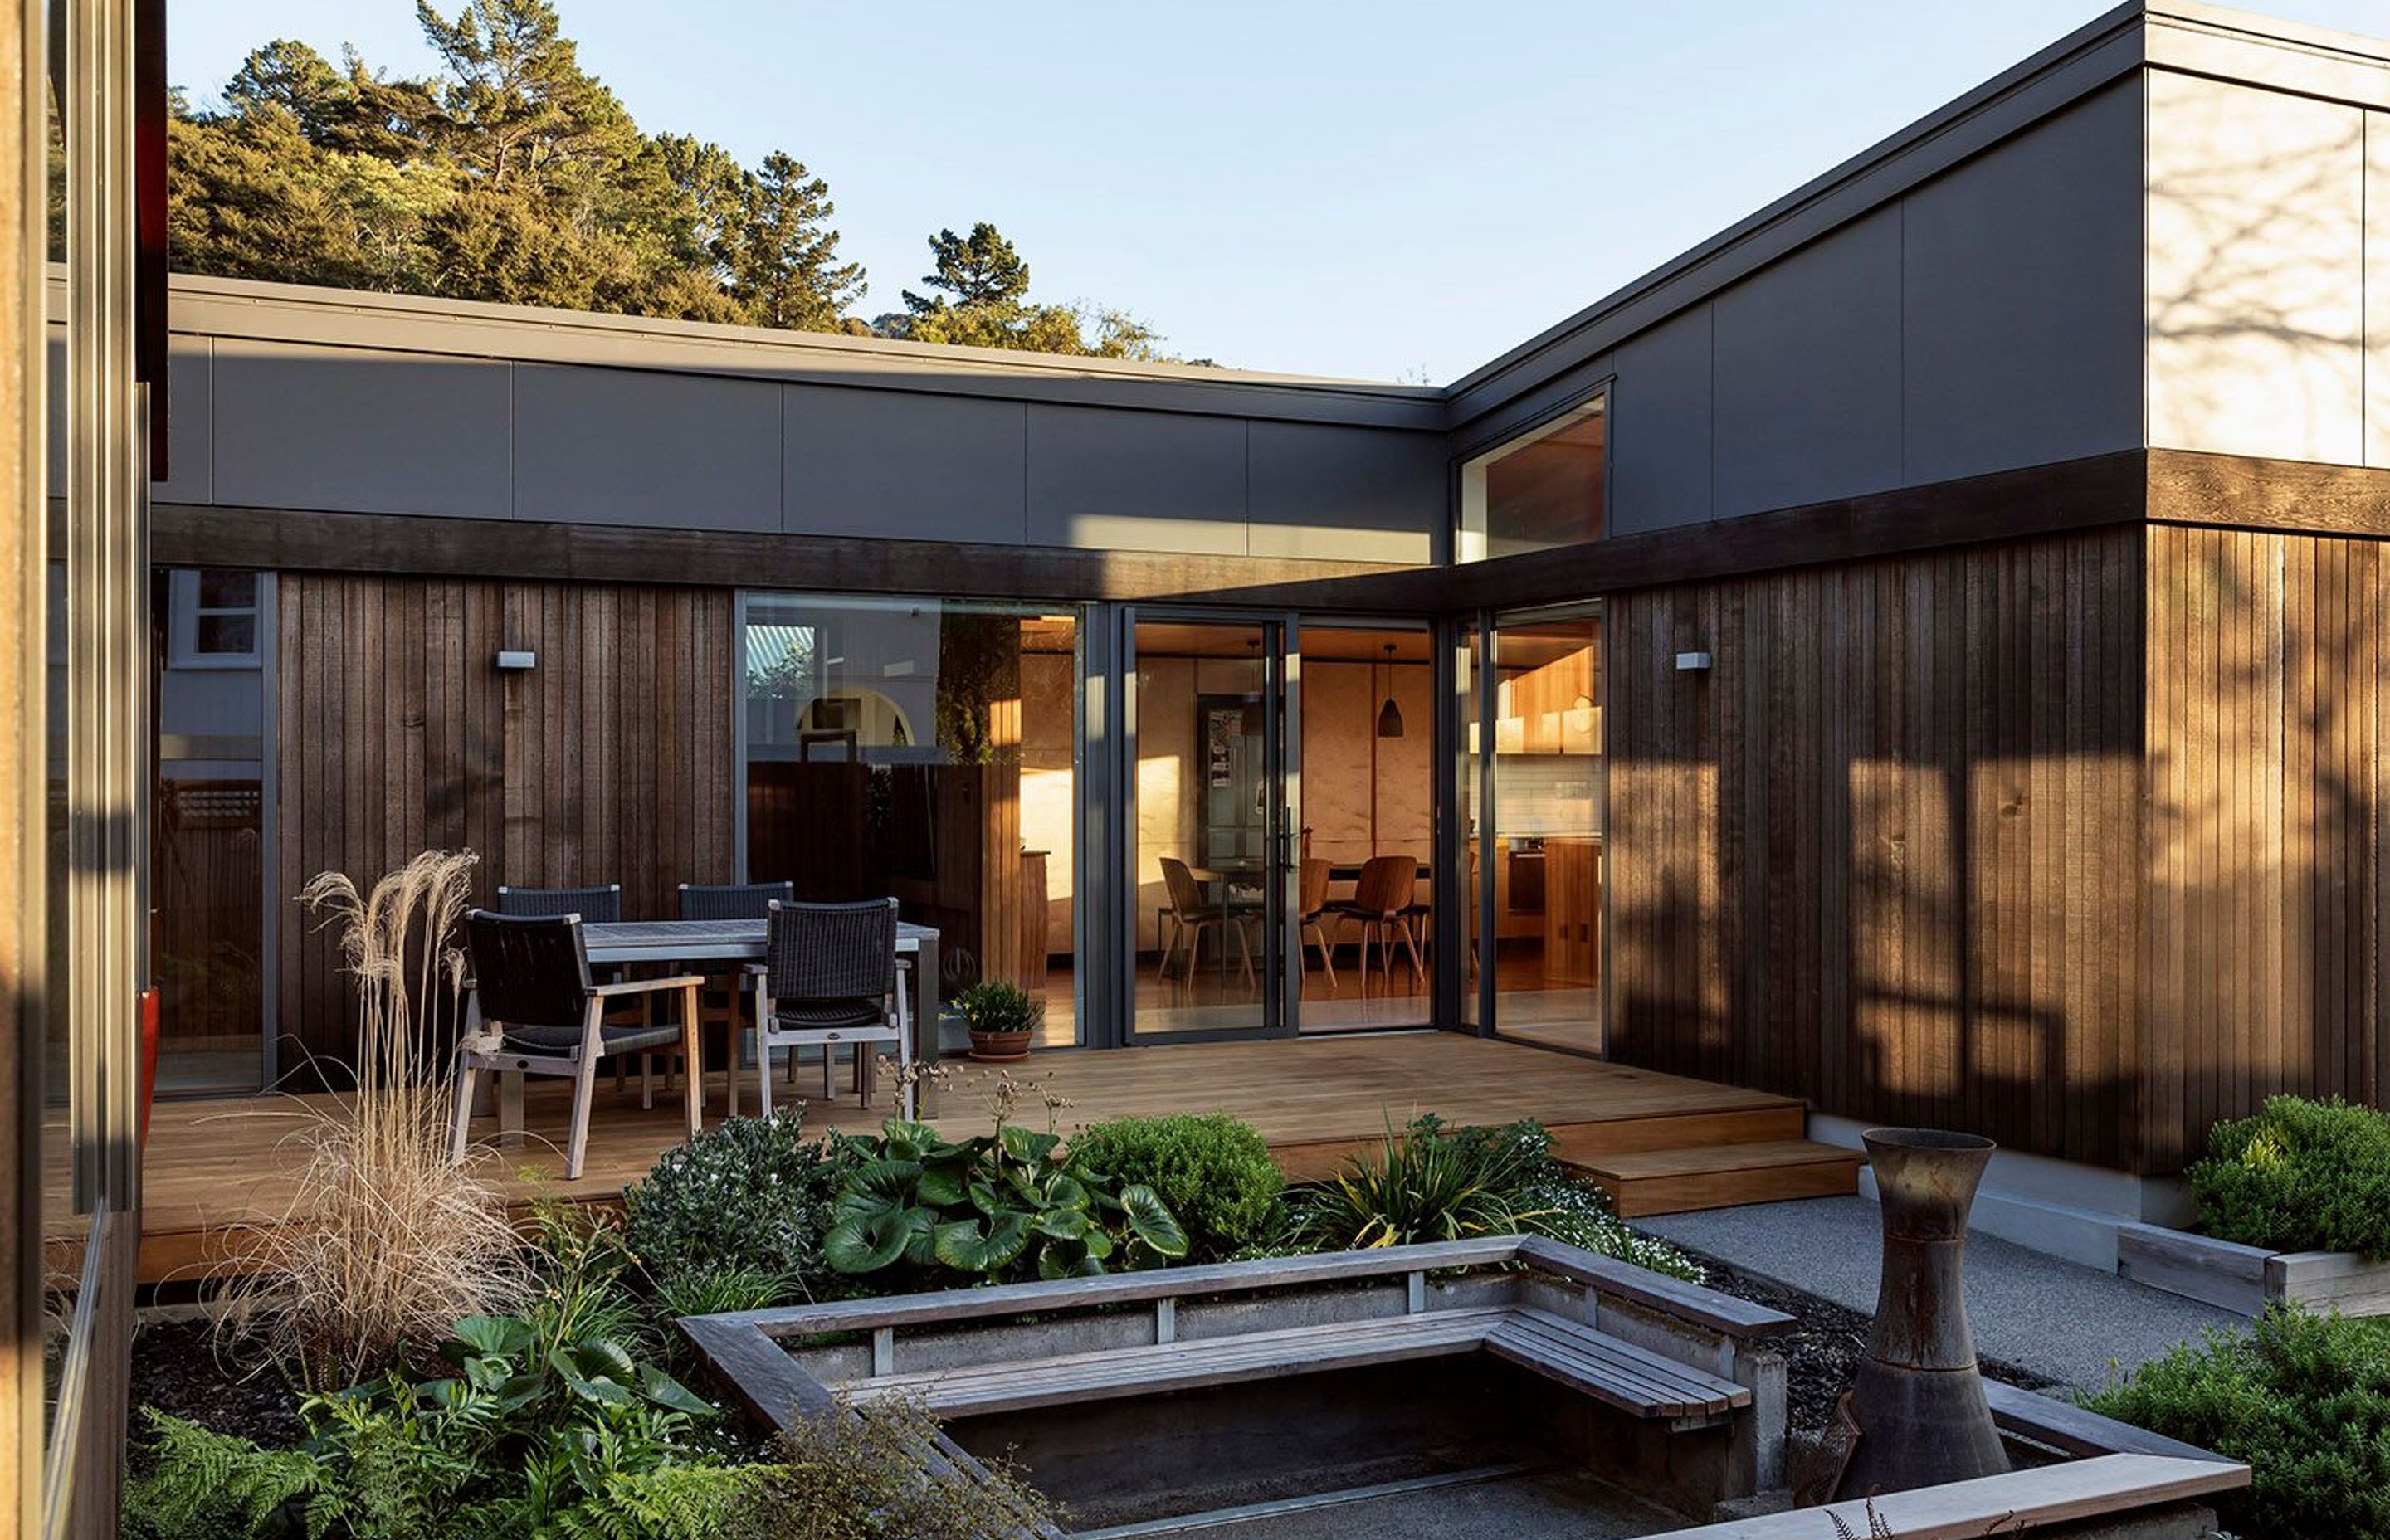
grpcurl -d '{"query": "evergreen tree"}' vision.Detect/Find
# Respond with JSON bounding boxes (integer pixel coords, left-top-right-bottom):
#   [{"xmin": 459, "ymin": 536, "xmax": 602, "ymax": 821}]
[
  {"xmin": 884, "ymin": 220, "xmax": 1176, "ymax": 359},
  {"xmin": 169, "ymin": 0, "xmax": 1182, "ymax": 357},
  {"xmin": 734, "ymin": 153, "xmax": 864, "ymax": 331}
]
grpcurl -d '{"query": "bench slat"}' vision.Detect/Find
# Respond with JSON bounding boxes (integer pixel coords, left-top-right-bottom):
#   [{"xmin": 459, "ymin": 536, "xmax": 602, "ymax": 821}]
[
  {"xmin": 851, "ymin": 1309, "xmax": 1503, "ymax": 1418},
  {"xmin": 1488, "ymin": 1309, "xmax": 1746, "ymax": 1418},
  {"xmin": 1507, "ymin": 1306, "xmax": 1747, "ymax": 1403},
  {"xmin": 836, "ymin": 1303, "xmax": 1744, "ymax": 1425},
  {"xmin": 861, "ymin": 1307, "xmax": 1507, "ymax": 1402},
  {"xmin": 1488, "ymin": 1321, "xmax": 1716, "ymax": 1415}
]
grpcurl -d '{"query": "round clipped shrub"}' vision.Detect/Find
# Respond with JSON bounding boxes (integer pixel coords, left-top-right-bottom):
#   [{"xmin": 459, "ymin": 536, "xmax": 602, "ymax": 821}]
[
  {"xmin": 2085, "ymin": 1304, "xmax": 2390, "ymax": 1540},
  {"xmin": 1066, "ymin": 1113, "xmax": 1285, "ymax": 1262},
  {"xmin": 622, "ymin": 1110, "xmax": 851, "ymax": 1296},
  {"xmin": 2188, "ymin": 1095, "xmax": 2390, "ymax": 1259}
]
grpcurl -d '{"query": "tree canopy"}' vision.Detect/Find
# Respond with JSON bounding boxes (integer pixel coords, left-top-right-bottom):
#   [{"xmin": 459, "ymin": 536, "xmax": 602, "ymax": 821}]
[{"xmin": 173, "ymin": 0, "xmax": 1176, "ymax": 358}]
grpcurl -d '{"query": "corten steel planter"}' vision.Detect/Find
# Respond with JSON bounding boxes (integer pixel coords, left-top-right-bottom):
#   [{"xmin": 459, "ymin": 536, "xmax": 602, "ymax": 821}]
[{"xmin": 1836, "ymin": 1128, "xmax": 2011, "ymax": 1500}]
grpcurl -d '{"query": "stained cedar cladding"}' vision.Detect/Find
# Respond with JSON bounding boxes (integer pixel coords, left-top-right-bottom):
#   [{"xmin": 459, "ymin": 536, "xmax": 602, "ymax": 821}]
[
  {"xmin": 2140, "ymin": 524, "xmax": 2390, "ymax": 1172},
  {"xmin": 274, "ymin": 574, "xmax": 736, "ymax": 1073},
  {"xmin": 1606, "ymin": 528, "xmax": 2152, "ymax": 1171}
]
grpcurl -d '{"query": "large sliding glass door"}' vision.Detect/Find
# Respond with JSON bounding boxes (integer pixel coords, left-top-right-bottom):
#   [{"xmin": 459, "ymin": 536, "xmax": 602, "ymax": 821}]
[{"xmin": 1124, "ymin": 612, "xmax": 1300, "ymax": 1042}]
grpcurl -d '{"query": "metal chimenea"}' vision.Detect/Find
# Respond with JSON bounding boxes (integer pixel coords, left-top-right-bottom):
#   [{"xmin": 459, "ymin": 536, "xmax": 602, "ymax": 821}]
[{"xmin": 1836, "ymin": 1128, "xmax": 2011, "ymax": 1499}]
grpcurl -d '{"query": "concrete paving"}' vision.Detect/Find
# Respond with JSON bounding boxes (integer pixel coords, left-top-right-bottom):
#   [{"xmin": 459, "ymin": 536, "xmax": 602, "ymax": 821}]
[{"xmin": 1638, "ymin": 1196, "xmax": 2244, "ymax": 1391}]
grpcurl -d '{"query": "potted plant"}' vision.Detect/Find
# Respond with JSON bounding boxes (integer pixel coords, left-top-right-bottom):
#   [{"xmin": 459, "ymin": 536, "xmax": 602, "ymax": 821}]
[{"xmin": 958, "ymin": 978, "xmax": 1039, "ymax": 1063}]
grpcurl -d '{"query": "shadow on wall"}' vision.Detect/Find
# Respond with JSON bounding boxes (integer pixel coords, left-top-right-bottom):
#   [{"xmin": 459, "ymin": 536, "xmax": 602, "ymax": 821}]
[
  {"xmin": 2146, "ymin": 72, "xmax": 2371, "ymax": 463},
  {"xmin": 1604, "ymin": 525, "xmax": 2390, "ymax": 1177}
]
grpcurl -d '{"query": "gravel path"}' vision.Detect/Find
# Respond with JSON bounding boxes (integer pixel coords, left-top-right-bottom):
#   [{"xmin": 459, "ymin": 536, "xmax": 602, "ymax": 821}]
[{"xmin": 1640, "ymin": 1195, "xmax": 2244, "ymax": 1391}]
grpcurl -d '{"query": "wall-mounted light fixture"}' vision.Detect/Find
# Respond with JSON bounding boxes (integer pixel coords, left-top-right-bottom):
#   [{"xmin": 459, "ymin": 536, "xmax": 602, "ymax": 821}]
[
  {"xmin": 1674, "ymin": 651, "xmax": 1712, "ymax": 672},
  {"xmin": 496, "ymin": 650, "xmax": 537, "ymax": 671}
]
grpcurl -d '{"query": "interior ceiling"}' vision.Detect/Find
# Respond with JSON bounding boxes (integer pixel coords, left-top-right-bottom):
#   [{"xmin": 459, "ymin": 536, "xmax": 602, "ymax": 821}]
[
  {"xmin": 1134, "ymin": 622, "xmax": 1430, "ymax": 662},
  {"xmin": 1020, "ymin": 617, "xmax": 1594, "ymax": 669}
]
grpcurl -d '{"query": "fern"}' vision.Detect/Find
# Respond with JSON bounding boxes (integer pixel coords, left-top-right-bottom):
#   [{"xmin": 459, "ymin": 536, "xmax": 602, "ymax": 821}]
[
  {"xmin": 548, "ymin": 1464, "xmax": 771, "ymax": 1540},
  {"xmin": 122, "ymin": 1410, "xmax": 329, "ymax": 1539}
]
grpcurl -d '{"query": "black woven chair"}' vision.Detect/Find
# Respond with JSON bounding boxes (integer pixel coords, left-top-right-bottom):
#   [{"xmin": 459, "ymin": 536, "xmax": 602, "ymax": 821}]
[
  {"xmin": 679, "ymin": 881, "xmax": 794, "ymax": 1113},
  {"xmin": 752, "ymin": 898, "xmax": 913, "ymax": 1117},
  {"xmin": 448, "ymin": 910, "xmax": 703, "ymax": 1180}
]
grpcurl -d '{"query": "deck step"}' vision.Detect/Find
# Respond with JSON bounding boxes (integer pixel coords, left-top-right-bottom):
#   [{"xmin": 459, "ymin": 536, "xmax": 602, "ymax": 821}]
[{"xmin": 1566, "ymin": 1139, "xmax": 1862, "ymax": 1219}]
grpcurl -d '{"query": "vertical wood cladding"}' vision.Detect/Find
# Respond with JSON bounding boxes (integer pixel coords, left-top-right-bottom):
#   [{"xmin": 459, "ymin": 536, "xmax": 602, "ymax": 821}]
[
  {"xmin": 275, "ymin": 574, "xmax": 735, "ymax": 1072},
  {"xmin": 1606, "ymin": 529, "xmax": 2152, "ymax": 1169},
  {"xmin": 2141, "ymin": 524, "xmax": 2389, "ymax": 1171}
]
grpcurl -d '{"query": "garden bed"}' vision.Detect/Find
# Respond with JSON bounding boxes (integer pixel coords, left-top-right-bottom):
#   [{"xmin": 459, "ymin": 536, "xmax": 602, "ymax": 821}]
[{"xmin": 2117, "ymin": 1219, "xmax": 2390, "ymax": 1318}]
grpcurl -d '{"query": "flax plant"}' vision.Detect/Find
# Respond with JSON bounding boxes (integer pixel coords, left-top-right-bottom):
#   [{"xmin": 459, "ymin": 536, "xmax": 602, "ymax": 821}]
[{"xmin": 222, "ymin": 849, "xmax": 529, "ymax": 1389}]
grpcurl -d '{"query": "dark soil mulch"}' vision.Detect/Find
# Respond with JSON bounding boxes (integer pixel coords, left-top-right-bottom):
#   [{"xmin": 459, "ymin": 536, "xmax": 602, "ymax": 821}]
[
  {"xmin": 1672, "ymin": 1247, "xmax": 2058, "ymax": 1430},
  {"xmin": 129, "ymin": 1318, "xmax": 305, "ymax": 1450}
]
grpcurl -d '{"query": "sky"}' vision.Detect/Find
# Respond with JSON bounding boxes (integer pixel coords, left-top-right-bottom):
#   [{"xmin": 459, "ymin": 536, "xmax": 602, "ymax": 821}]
[{"xmin": 170, "ymin": 0, "xmax": 2390, "ymax": 383}]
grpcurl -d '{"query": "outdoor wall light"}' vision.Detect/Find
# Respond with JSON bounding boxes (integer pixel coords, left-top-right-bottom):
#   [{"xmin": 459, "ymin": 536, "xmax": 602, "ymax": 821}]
[
  {"xmin": 495, "ymin": 650, "xmax": 537, "ymax": 671},
  {"xmin": 1674, "ymin": 651, "xmax": 1713, "ymax": 672}
]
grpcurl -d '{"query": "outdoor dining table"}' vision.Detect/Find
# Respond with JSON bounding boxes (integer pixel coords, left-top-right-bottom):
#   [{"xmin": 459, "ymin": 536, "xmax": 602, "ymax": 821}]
[{"xmin": 483, "ymin": 917, "xmax": 939, "ymax": 1143}]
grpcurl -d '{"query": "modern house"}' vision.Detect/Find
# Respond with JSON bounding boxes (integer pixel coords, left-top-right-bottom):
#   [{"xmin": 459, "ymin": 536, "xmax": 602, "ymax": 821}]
[
  {"xmin": 102, "ymin": 0, "xmax": 2390, "ymax": 1263},
  {"xmin": 23, "ymin": 0, "xmax": 2390, "ymax": 1525}
]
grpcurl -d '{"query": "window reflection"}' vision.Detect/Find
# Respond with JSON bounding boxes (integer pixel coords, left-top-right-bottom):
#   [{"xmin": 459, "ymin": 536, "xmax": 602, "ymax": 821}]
[
  {"xmin": 1457, "ymin": 396, "xmax": 1607, "ymax": 562},
  {"xmin": 743, "ymin": 597, "xmax": 1079, "ymax": 1046}
]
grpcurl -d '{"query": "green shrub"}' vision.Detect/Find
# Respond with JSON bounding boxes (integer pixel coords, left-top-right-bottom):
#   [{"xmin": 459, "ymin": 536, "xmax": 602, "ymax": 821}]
[
  {"xmin": 623, "ymin": 1112, "xmax": 850, "ymax": 1302},
  {"xmin": 524, "ymin": 1200, "xmax": 648, "ymax": 1351},
  {"xmin": 825, "ymin": 1117, "xmax": 1187, "ymax": 1287},
  {"xmin": 2084, "ymin": 1304, "xmax": 2390, "ymax": 1540},
  {"xmin": 124, "ymin": 1309, "xmax": 729, "ymax": 1540},
  {"xmin": 2189, "ymin": 1095, "xmax": 2390, "ymax": 1258},
  {"xmin": 723, "ymin": 1394, "xmax": 1061, "ymax": 1540},
  {"xmin": 1066, "ymin": 1113, "xmax": 1284, "ymax": 1261},
  {"xmin": 1289, "ymin": 1116, "xmax": 1698, "ymax": 1280}
]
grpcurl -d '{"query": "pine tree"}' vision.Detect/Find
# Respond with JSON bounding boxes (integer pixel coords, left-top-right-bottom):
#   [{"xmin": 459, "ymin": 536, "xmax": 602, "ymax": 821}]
[{"xmin": 169, "ymin": 0, "xmax": 1183, "ymax": 356}]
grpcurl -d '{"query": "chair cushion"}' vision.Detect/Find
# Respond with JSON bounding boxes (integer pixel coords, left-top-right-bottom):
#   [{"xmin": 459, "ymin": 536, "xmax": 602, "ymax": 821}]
[
  {"xmin": 774, "ymin": 998, "xmax": 887, "ymax": 1031},
  {"xmin": 502, "ymin": 1022, "xmax": 682, "ymax": 1056}
]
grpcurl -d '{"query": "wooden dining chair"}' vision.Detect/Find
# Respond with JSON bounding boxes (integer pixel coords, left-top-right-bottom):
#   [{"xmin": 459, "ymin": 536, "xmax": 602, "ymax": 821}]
[
  {"xmin": 1331, "ymin": 855, "xmax": 1426, "ymax": 991},
  {"xmin": 1158, "ymin": 856, "xmax": 1253, "ymax": 986},
  {"xmin": 750, "ymin": 899, "xmax": 914, "ymax": 1116},
  {"xmin": 449, "ymin": 910, "xmax": 702, "ymax": 1181},
  {"xmin": 1298, "ymin": 856, "xmax": 1337, "ymax": 990}
]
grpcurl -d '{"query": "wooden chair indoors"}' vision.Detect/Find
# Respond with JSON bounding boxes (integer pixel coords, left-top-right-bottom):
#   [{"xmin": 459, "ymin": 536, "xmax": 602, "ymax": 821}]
[
  {"xmin": 449, "ymin": 910, "xmax": 702, "ymax": 1181},
  {"xmin": 1298, "ymin": 856, "xmax": 1337, "ymax": 990},
  {"xmin": 750, "ymin": 898, "xmax": 914, "ymax": 1116},
  {"xmin": 1331, "ymin": 854, "xmax": 1427, "ymax": 992},
  {"xmin": 1157, "ymin": 856, "xmax": 1254, "ymax": 987},
  {"xmin": 678, "ymin": 880, "xmax": 793, "ymax": 1113}
]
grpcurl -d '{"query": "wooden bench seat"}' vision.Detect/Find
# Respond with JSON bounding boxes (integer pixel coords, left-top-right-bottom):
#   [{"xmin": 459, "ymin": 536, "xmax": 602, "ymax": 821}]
[{"xmin": 841, "ymin": 1303, "xmax": 1749, "ymax": 1429}]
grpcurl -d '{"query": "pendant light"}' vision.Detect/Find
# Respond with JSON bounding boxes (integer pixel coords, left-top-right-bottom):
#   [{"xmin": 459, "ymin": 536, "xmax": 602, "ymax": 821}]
[{"xmin": 1376, "ymin": 642, "xmax": 1404, "ymax": 738}]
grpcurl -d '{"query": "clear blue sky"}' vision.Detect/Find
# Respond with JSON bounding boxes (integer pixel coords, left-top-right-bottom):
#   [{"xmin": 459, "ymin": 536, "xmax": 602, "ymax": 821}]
[{"xmin": 172, "ymin": 0, "xmax": 2388, "ymax": 382}]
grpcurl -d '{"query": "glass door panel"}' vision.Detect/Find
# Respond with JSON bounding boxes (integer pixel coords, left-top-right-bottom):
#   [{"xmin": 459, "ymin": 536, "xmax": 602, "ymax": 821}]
[
  {"xmin": 1127, "ymin": 615, "xmax": 1296, "ymax": 1041},
  {"xmin": 1295, "ymin": 622, "xmax": 1432, "ymax": 1031},
  {"xmin": 1486, "ymin": 609, "xmax": 1604, "ymax": 1050}
]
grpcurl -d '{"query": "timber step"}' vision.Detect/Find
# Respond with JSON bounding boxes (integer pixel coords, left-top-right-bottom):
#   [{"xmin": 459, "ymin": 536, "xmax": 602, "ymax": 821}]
[{"xmin": 1566, "ymin": 1138, "xmax": 1863, "ymax": 1219}]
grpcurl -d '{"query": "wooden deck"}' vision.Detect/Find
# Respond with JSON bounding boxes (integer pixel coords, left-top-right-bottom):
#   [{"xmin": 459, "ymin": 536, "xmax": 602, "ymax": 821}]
[{"xmin": 60, "ymin": 1033, "xmax": 1846, "ymax": 1287}]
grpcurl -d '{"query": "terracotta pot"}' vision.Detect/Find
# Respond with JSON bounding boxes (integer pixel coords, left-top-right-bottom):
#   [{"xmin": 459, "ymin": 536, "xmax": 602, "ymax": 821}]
[{"xmin": 967, "ymin": 1028, "xmax": 1032, "ymax": 1064}]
